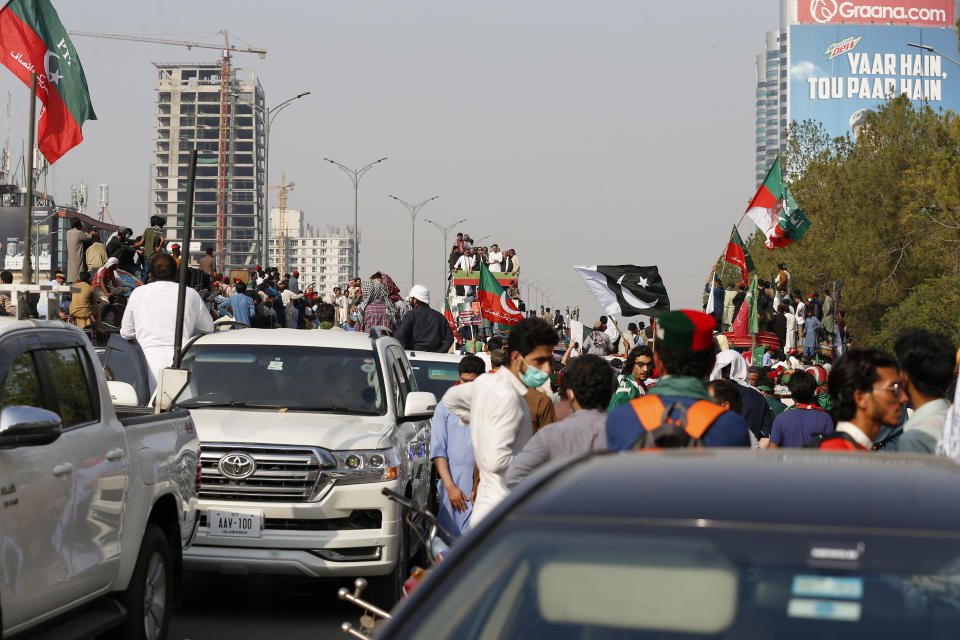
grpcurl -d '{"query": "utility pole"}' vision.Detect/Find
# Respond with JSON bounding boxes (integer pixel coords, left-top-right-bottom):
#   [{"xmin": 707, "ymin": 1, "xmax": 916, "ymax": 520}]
[
  {"xmin": 424, "ymin": 216, "xmax": 466, "ymax": 304},
  {"xmin": 388, "ymin": 194, "xmax": 438, "ymax": 287},
  {"xmin": 323, "ymin": 157, "xmax": 387, "ymax": 278}
]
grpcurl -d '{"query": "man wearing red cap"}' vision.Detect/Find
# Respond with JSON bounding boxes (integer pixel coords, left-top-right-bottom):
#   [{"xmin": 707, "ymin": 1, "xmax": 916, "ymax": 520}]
[{"xmin": 606, "ymin": 309, "xmax": 752, "ymax": 449}]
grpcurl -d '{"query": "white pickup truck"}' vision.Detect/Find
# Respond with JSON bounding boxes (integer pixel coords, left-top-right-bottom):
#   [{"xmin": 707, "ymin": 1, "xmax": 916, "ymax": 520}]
[
  {"xmin": 0, "ymin": 314, "xmax": 200, "ymax": 639},
  {"xmin": 175, "ymin": 327, "xmax": 437, "ymax": 606}
]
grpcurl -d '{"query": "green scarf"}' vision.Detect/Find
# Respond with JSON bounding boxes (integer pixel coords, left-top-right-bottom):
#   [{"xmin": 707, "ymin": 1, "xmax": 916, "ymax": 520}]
[
  {"xmin": 648, "ymin": 375, "xmax": 716, "ymax": 403},
  {"xmin": 317, "ymin": 321, "xmax": 335, "ymax": 330}
]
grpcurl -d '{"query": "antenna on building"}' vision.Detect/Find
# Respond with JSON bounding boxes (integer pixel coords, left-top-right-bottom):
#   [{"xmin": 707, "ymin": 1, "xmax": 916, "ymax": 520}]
[{"xmin": 97, "ymin": 184, "xmax": 115, "ymax": 225}]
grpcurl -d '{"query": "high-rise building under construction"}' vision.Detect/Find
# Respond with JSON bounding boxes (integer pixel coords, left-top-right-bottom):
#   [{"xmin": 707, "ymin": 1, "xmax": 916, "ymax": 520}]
[{"xmin": 152, "ymin": 62, "xmax": 265, "ymax": 271}]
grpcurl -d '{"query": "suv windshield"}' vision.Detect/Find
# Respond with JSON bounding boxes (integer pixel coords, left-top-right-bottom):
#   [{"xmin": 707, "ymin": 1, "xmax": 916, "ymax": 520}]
[
  {"xmin": 403, "ymin": 522, "xmax": 960, "ymax": 639},
  {"xmin": 409, "ymin": 359, "xmax": 460, "ymax": 398},
  {"xmin": 177, "ymin": 344, "xmax": 386, "ymax": 414}
]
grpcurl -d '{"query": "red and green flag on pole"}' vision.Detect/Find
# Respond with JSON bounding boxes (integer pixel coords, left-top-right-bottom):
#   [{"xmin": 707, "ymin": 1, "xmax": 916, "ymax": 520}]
[
  {"xmin": 443, "ymin": 296, "xmax": 458, "ymax": 335},
  {"xmin": 724, "ymin": 225, "xmax": 755, "ymax": 285},
  {"xmin": 732, "ymin": 275, "xmax": 759, "ymax": 338},
  {"xmin": 477, "ymin": 260, "xmax": 524, "ymax": 326},
  {"xmin": 745, "ymin": 158, "xmax": 812, "ymax": 250},
  {"xmin": 0, "ymin": 0, "xmax": 96, "ymax": 163}
]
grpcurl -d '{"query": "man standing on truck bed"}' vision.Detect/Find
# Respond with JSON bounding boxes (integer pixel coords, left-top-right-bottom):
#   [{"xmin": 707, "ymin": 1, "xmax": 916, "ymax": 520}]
[
  {"xmin": 395, "ymin": 285, "xmax": 454, "ymax": 352},
  {"xmin": 121, "ymin": 254, "xmax": 214, "ymax": 393}
]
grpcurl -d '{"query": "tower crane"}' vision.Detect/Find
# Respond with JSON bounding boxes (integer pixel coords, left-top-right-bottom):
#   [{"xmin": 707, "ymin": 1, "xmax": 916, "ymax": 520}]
[
  {"xmin": 70, "ymin": 30, "xmax": 266, "ymax": 271},
  {"xmin": 270, "ymin": 170, "xmax": 294, "ymax": 273}
]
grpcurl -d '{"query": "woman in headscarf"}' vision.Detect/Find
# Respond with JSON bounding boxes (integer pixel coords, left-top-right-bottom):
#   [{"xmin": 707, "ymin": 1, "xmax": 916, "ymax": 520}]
[
  {"xmin": 380, "ymin": 272, "xmax": 409, "ymax": 320},
  {"xmin": 358, "ymin": 279, "xmax": 399, "ymax": 332}
]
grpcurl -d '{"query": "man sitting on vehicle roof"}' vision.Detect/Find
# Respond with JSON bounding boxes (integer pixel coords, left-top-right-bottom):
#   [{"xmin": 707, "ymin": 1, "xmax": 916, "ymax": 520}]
[{"xmin": 605, "ymin": 310, "xmax": 752, "ymax": 450}]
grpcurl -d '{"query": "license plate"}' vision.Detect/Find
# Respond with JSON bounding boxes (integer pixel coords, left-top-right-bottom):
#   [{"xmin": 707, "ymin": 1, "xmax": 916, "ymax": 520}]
[{"xmin": 208, "ymin": 509, "xmax": 262, "ymax": 537}]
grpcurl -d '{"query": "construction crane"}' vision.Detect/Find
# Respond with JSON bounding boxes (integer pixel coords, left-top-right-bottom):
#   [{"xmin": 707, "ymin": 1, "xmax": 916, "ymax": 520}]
[
  {"xmin": 70, "ymin": 30, "xmax": 266, "ymax": 271},
  {"xmin": 270, "ymin": 170, "xmax": 295, "ymax": 273}
]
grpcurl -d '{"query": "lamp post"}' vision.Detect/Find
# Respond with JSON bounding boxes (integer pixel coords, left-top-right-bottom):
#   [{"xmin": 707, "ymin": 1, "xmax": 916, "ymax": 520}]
[
  {"xmin": 388, "ymin": 194, "xmax": 438, "ymax": 287},
  {"xmin": 907, "ymin": 42, "xmax": 960, "ymax": 69},
  {"xmin": 233, "ymin": 90, "xmax": 311, "ymax": 268},
  {"xmin": 323, "ymin": 157, "xmax": 388, "ymax": 278},
  {"xmin": 423, "ymin": 216, "xmax": 466, "ymax": 303}
]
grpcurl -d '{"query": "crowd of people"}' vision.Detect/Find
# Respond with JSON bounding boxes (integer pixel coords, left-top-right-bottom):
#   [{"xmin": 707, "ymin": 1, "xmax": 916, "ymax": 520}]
[
  {"xmin": 705, "ymin": 262, "xmax": 847, "ymax": 359},
  {"xmin": 428, "ymin": 310, "xmax": 960, "ymax": 546}
]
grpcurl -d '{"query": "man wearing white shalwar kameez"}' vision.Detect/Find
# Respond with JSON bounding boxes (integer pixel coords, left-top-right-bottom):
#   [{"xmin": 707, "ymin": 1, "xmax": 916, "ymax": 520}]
[
  {"xmin": 121, "ymin": 255, "xmax": 214, "ymax": 394},
  {"xmin": 441, "ymin": 319, "xmax": 557, "ymax": 525}
]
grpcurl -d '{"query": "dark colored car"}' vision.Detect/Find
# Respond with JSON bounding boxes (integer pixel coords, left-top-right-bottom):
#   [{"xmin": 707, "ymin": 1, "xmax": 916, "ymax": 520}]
[{"xmin": 379, "ymin": 450, "xmax": 960, "ymax": 638}]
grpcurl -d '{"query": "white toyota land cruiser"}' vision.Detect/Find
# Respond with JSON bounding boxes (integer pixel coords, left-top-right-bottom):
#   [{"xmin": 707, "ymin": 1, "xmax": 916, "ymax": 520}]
[{"xmin": 177, "ymin": 328, "xmax": 437, "ymax": 606}]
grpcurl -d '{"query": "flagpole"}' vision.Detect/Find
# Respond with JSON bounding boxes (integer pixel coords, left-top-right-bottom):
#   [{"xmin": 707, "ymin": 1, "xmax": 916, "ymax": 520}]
[{"xmin": 21, "ymin": 72, "xmax": 36, "ymax": 284}]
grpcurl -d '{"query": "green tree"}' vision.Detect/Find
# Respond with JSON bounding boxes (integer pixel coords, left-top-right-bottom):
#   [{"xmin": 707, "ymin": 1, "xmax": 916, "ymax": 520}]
[{"xmin": 748, "ymin": 96, "xmax": 960, "ymax": 350}]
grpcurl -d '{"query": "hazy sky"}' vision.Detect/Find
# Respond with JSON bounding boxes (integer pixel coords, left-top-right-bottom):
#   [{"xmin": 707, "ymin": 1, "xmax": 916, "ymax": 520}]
[{"xmin": 0, "ymin": 1, "xmax": 778, "ymax": 317}]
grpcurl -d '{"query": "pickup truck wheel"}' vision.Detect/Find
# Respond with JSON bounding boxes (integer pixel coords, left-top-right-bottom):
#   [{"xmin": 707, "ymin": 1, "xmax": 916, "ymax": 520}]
[
  {"xmin": 109, "ymin": 524, "xmax": 172, "ymax": 640},
  {"xmin": 367, "ymin": 518, "xmax": 409, "ymax": 610}
]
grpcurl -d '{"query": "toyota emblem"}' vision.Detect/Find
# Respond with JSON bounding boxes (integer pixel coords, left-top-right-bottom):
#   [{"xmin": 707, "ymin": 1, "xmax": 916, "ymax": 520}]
[{"xmin": 218, "ymin": 453, "xmax": 256, "ymax": 480}]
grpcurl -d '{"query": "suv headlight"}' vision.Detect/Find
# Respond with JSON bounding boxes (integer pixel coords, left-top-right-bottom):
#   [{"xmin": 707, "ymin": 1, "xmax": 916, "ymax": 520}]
[{"xmin": 330, "ymin": 448, "xmax": 400, "ymax": 484}]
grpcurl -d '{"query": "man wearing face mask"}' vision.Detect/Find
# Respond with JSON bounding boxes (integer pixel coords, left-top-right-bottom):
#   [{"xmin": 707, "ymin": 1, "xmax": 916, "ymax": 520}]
[{"xmin": 441, "ymin": 317, "xmax": 559, "ymax": 525}]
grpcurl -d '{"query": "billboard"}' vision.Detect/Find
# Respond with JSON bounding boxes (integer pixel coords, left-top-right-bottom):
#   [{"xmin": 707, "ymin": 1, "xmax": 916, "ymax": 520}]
[
  {"xmin": 798, "ymin": 0, "xmax": 954, "ymax": 27},
  {"xmin": 789, "ymin": 24, "xmax": 960, "ymax": 139}
]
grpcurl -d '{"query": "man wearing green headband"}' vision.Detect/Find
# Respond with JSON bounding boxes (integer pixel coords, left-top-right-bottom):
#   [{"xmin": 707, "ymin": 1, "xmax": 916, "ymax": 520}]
[{"xmin": 606, "ymin": 310, "xmax": 752, "ymax": 449}]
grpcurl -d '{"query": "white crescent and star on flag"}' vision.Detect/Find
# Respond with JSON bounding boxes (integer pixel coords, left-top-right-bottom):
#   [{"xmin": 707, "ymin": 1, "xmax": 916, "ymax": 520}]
[{"xmin": 616, "ymin": 274, "xmax": 658, "ymax": 310}]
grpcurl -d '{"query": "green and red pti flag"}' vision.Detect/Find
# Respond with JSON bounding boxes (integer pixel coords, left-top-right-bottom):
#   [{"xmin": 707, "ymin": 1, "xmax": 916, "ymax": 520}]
[
  {"xmin": 0, "ymin": 0, "xmax": 96, "ymax": 163},
  {"xmin": 443, "ymin": 297, "xmax": 457, "ymax": 334},
  {"xmin": 745, "ymin": 158, "xmax": 812, "ymax": 250},
  {"xmin": 732, "ymin": 275, "xmax": 759, "ymax": 338},
  {"xmin": 477, "ymin": 261, "xmax": 523, "ymax": 326},
  {"xmin": 724, "ymin": 225, "xmax": 755, "ymax": 285}
]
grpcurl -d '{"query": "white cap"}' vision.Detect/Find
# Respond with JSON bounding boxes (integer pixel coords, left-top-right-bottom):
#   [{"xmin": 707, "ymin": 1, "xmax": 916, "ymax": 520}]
[
  {"xmin": 408, "ymin": 284, "xmax": 430, "ymax": 305},
  {"xmin": 104, "ymin": 257, "xmax": 119, "ymax": 268}
]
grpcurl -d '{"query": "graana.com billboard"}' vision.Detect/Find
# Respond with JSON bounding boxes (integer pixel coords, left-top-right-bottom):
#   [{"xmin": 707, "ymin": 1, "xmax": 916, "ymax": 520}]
[
  {"xmin": 789, "ymin": 24, "xmax": 960, "ymax": 139},
  {"xmin": 799, "ymin": 0, "xmax": 954, "ymax": 27}
]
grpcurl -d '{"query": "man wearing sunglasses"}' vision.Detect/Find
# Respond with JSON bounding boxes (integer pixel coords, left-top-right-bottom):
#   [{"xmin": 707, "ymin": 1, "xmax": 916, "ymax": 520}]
[{"xmin": 815, "ymin": 349, "xmax": 907, "ymax": 451}]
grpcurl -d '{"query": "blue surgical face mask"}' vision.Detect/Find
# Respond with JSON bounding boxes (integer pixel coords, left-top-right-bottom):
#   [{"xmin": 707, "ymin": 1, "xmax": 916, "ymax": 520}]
[{"xmin": 520, "ymin": 360, "xmax": 550, "ymax": 389}]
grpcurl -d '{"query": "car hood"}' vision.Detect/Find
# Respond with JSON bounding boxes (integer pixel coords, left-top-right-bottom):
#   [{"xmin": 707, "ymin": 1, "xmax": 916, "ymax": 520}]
[{"xmin": 186, "ymin": 408, "xmax": 392, "ymax": 450}]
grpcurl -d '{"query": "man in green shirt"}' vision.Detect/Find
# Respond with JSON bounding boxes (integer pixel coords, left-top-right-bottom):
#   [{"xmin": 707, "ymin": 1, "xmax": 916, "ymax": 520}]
[
  {"xmin": 142, "ymin": 215, "xmax": 167, "ymax": 280},
  {"xmin": 608, "ymin": 345, "xmax": 654, "ymax": 411},
  {"xmin": 758, "ymin": 384, "xmax": 788, "ymax": 417}
]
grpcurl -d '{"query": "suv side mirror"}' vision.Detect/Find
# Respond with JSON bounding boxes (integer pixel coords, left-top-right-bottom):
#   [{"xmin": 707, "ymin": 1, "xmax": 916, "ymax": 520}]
[
  {"xmin": 107, "ymin": 381, "xmax": 139, "ymax": 407},
  {"xmin": 401, "ymin": 391, "xmax": 437, "ymax": 422},
  {"xmin": 156, "ymin": 368, "xmax": 190, "ymax": 413},
  {"xmin": 0, "ymin": 406, "xmax": 63, "ymax": 448}
]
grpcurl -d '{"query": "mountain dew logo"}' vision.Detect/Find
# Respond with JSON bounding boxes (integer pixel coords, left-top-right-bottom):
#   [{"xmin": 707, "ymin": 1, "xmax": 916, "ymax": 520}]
[{"xmin": 824, "ymin": 35, "xmax": 862, "ymax": 60}]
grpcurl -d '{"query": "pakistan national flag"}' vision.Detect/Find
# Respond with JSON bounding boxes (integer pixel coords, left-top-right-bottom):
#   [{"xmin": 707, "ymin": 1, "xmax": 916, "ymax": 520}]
[
  {"xmin": 575, "ymin": 265, "xmax": 670, "ymax": 317},
  {"xmin": 0, "ymin": 0, "xmax": 96, "ymax": 163}
]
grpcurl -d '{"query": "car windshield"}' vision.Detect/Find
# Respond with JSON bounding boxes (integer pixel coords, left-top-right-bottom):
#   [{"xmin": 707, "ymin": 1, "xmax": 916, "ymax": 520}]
[
  {"xmin": 403, "ymin": 522, "xmax": 960, "ymax": 639},
  {"xmin": 177, "ymin": 344, "xmax": 386, "ymax": 414},
  {"xmin": 408, "ymin": 360, "xmax": 460, "ymax": 398}
]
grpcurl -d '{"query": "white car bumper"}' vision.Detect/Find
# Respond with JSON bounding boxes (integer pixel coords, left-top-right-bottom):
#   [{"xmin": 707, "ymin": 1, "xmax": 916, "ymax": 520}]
[{"xmin": 183, "ymin": 481, "xmax": 400, "ymax": 578}]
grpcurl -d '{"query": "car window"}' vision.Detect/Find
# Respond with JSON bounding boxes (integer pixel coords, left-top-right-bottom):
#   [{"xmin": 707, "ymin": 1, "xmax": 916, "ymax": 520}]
[
  {"xmin": 0, "ymin": 351, "xmax": 43, "ymax": 409},
  {"xmin": 409, "ymin": 360, "xmax": 459, "ymax": 398},
  {"xmin": 177, "ymin": 344, "xmax": 386, "ymax": 415},
  {"xmin": 402, "ymin": 524, "xmax": 960, "ymax": 639},
  {"xmin": 42, "ymin": 348, "xmax": 98, "ymax": 427}
]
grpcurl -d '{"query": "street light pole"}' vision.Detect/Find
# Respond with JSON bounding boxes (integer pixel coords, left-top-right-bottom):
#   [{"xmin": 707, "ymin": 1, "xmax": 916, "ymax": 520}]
[
  {"xmin": 424, "ymin": 216, "xmax": 466, "ymax": 303},
  {"xmin": 388, "ymin": 194, "xmax": 438, "ymax": 287},
  {"xmin": 907, "ymin": 42, "xmax": 960, "ymax": 69},
  {"xmin": 324, "ymin": 157, "xmax": 388, "ymax": 278},
  {"xmin": 233, "ymin": 90, "xmax": 310, "ymax": 268}
]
